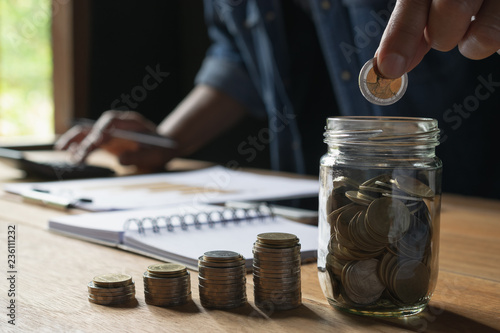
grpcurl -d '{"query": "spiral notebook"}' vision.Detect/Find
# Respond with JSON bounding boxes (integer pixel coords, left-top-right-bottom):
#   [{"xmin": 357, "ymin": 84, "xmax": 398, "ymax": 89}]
[{"xmin": 48, "ymin": 204, "xmax": 318, "ymax": 270}]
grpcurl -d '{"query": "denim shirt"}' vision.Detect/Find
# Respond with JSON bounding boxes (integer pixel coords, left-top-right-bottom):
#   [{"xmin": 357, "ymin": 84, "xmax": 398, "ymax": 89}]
[{"xmin": 195, "ymin": 0, "xmax": 500, "ymax": 198}]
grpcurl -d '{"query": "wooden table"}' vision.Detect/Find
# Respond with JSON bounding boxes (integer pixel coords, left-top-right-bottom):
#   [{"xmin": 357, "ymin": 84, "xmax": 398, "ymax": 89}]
[{"xmin": 0, "ymin": 152, "xmax": 499, "ymax": 332}]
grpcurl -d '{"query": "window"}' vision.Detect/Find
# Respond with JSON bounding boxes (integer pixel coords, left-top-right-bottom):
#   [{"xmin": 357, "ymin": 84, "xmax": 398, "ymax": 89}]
[{"xmin": 0, "ymin": 0, "xmax": 53, "ymax": 143}]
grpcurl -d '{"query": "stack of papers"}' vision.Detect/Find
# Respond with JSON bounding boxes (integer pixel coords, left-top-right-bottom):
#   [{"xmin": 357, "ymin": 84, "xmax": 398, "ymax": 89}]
[{"xmin": 5, "ymin": 166, "xmax": 318, "ymax": 211}]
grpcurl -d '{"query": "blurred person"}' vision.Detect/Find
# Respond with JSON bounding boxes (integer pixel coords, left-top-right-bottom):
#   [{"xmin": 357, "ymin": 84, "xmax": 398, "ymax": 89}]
[{"xmin": 56, "ymin": 0, "xmax": 500, "ymax": 198}]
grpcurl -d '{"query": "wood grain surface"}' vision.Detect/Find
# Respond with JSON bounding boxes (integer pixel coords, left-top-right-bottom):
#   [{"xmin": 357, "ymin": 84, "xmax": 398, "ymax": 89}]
[{"xmin": 0, "ymin": 153, "xmax": 499, "ymax": 332}]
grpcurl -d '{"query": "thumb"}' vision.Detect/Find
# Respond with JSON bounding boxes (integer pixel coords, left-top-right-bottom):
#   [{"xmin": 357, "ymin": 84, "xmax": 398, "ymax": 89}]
[{"xmin": 376, "ymin": 0, "xmax": 431, "ymax": 79}]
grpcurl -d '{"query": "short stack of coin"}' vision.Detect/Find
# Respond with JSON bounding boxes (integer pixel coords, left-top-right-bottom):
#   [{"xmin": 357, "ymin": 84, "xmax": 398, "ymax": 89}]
[
  {"xmin": 143, "ymin": 263, "xmax": 191, "ymax": 306},
  {"xmin": 198, "ymin": 250, "xmax": 247, "ymax": 309},
  {"xmin": 253, "ymin": 232, "xmax": 302, "ymax": 311},
  {"xmin": 88, "ymin": 273, "xmax": 135, "ymax": 305}
]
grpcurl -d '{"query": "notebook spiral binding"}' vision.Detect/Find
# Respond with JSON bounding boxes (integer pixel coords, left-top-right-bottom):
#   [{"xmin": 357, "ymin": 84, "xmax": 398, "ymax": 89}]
[{"xmin": 123, "ymin": 203, "xmax": 275, "ymax": 235}]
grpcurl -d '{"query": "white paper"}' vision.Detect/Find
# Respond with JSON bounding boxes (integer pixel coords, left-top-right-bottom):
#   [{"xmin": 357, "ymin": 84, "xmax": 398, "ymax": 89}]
[{"xmin": 6, "ymin": 166, "xmax": 318, "ymax": 211}]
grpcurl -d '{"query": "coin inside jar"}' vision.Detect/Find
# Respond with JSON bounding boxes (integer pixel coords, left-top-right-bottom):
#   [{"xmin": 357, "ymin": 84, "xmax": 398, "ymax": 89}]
[{"xmin": 359, "ymin": 57, "xmax": 408, "ymax": 106}]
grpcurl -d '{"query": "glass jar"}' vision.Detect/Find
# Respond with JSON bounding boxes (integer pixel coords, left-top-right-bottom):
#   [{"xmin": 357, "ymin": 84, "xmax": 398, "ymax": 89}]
[{"xmin": 317, "ymin": 116, "xmax": 442, "ymax": 317}]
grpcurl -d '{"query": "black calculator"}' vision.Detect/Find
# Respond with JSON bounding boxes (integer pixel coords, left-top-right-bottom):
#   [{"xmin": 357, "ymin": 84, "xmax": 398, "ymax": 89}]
[{"xmin": 0, "ymin": 147, "xmax": 115, "ymax": 180}]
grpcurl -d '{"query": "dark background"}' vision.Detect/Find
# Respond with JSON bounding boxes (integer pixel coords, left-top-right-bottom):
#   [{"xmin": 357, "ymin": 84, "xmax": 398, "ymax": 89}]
[
  {"xmin": 76, "ymin": 0, "xmax": 271, "ymax": 169},
  {"xmin": 71, "ymin": 1, "xmax": 500, "ymax": 199}
]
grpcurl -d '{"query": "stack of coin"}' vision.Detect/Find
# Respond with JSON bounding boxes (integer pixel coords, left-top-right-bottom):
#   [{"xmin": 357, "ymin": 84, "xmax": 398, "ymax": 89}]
[
  {"xmin": 325, "ymin": 173, "xmax": 434, "ymax": 307},
  {"xmin": 253, "ymin": 232, "xmax": 302, "ymax": 311},
  {"xmin": 143, "ymin": 263, "xmax": 191, "ymax": 306},
  {"xmin": 88, "ymin": 273, "xmax": 135, "ymax": 305},
  {"xmin": 198, "ymin": 250, "xmax": 247, "ymax": 309}
]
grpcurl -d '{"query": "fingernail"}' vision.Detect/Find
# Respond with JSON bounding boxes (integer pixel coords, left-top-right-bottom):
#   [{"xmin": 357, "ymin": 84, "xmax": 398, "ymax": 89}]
[
  {"xmin": 378, "ymin": 53, "xmax": 407, "ymax": 79},
  {"xmin": 70, "ymin": 154, "xmax": 83, "ymax": 164},
  {"xmin": 459, "ymin": 38, "xmax": 477, "ymax": 59},
  {"xmin": 460, "ymin": 37, "xmax": 500, "ymax": 59},
  {"xmin": 70, "ymin": 148, "xmax": 86, "ymax": 164}
]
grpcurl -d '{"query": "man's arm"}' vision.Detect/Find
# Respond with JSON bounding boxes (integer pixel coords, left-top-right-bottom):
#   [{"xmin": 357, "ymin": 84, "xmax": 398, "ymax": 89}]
[
  {"xmin": 55, "ymin": 85, "xmax": 248, "ymax": 170},
  {"xmin": 157, "ymin": 84, "xmax": 248, "ymax": 157},
  {"xmin": 57, "ymin": 0, "xmax": 262, "ymax": 171}
]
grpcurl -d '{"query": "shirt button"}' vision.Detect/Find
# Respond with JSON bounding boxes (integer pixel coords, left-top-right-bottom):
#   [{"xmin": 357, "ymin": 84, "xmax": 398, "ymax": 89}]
[
  {"xmin": 341, "ymin": 70, "xmax": 351, "ymax": 81},
  {"xmin": 266, "ymin": 11, "xmax": 276, "ymax": 22},
  {"xmin": 321, "ymin": 0, "xmax": 331, "ymax": 10}
]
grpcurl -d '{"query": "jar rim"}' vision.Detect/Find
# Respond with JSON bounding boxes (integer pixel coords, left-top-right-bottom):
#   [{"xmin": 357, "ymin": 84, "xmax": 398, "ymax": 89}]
[
  {"xmin": 324, "ymin": 116, "xmax": 440, "ymax": 147},
  {"xmin": 327, "ymin": 116, "xmax": 437, "ymax": 126}
]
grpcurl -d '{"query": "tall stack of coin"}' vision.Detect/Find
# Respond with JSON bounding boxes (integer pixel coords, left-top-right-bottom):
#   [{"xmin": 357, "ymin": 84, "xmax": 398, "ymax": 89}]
[
  {"xmin": 198, "ymin": 250, "xmax": 247, "ymax": 309},
  {"xmin": 324, "ymin": 174, "xmax": 434, "ymax": 308},
  {"xmin": 143, "ymin": 263, "xmax": 191, "ymax": 306},
  {"xmin": 253, "ymin": 232, "xmax": 302, "ymax": 311},
  {"xmin": 88, "ymin": 273, "xmax": 135, "ymax": 305}
]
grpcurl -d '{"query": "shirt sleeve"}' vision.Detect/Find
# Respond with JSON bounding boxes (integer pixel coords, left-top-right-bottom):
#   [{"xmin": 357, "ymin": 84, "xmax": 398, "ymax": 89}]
[{"xmin": 195, "ymin": 0, "xmax": 267, "ymax": 118}]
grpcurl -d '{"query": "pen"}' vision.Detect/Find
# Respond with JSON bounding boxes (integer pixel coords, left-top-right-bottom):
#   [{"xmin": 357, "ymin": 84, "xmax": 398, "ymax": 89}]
[
  {"xmin": 109, "ymin": 129, "xmax": 178, "ymax": 149},
  {"xmin": 21, "ymin": 190, "xmax": 73, "ymax": 210},
  {"xmin": 74, "ymin": 118, "xmax": 178, "ymax": 149},
  {"xmin": 22, "ymin": 189, "xmax": 93, "ymax": 210}
]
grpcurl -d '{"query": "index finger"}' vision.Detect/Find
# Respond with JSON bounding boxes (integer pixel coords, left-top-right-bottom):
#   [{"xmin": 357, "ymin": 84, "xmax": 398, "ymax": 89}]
[
  {"xmin": 71, "ymin": 111, "xmax": 158, "ymax": 163},
  {"xmin": 376, "ymin": 0, "xmax": 432, "ymax": 79},
  {"xmin": 426, "ymin": 0, "xmax": 483, "ymax": 52},
  {"xmin": 459, "ymin": 0, "xmax": 500, "ymax": 59},
  {"xmin": 54, "ymin": 125, "xmax": 91, "ymax": 150},
  {"xmin": 71, "ymin": 116, "xmax": 117, "ymax": 163}
]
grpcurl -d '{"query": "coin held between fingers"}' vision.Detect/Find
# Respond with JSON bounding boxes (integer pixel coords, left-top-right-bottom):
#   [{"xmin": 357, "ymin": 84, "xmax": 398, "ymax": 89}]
[{"xmin": 359, "ymin": 57, "xmax": 408, "ymax": 106}]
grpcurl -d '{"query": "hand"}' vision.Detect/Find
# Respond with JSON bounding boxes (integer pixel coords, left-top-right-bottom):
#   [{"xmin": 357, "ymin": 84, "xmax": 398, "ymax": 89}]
[
  {"xmin": 376, "ymin": 0, "xmax": 500, "ymax": 78},
  {"xmin": 55, "ymin": 111, "xmax": 177, "ymax": 171}
]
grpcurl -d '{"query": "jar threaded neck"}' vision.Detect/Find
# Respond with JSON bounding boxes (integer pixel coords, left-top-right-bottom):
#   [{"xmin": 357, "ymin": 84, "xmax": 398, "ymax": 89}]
[{"xmin": 323, "ymin": 116, "xmax": 440, "ymax": 164}]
